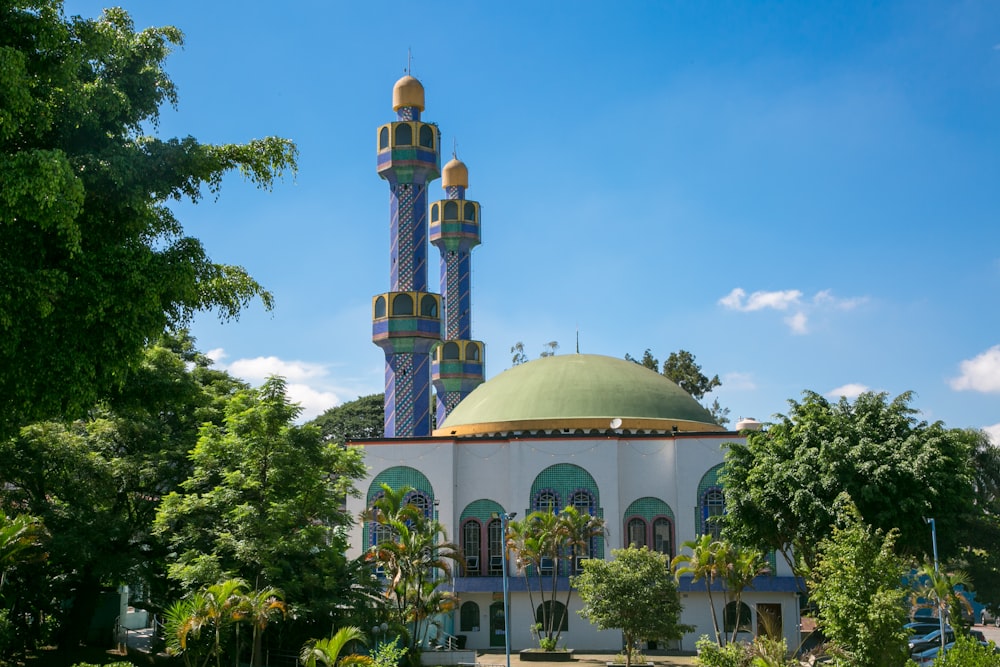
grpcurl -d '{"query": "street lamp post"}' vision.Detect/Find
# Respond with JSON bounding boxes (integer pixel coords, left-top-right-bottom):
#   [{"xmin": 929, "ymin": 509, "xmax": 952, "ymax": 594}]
[
  {"xmin": 494, "ymin": 511, "xmax": 517, "ymax": 667},
  {"xmin": 925, "ymin": 517, "xmax": 945, "ymax": 646}
]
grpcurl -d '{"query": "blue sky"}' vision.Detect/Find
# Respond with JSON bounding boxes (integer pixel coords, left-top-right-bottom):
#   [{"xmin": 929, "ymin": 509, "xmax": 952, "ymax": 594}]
[{"xmin": 65, "ymin": 1, "xmax": 1000, "ymax": 437}]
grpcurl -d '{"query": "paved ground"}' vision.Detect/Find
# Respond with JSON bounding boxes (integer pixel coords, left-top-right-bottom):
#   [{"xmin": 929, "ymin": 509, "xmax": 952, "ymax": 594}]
[{"xmin": 474, "ymin": 652, "xmax": 698, "ymax": 667}]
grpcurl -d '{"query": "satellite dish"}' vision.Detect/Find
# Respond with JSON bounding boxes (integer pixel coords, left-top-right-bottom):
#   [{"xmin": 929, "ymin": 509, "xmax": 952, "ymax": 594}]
[{"xmin": 610, "ymin": 418, "xmax": 622, "ymax": 429}]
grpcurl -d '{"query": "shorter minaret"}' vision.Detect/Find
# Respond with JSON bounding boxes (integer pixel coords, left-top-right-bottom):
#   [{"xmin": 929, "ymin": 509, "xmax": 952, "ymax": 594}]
[{"xmin": 430, "ymin": 156, "xmax": 485, "ymax": 426}]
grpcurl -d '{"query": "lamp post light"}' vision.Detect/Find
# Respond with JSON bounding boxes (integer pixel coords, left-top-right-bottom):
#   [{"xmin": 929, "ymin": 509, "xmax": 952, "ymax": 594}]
[
  {"xmin": 372, "ymin": 622, "xmax": 389, "ymax": 651},
  {"xmin": 493, "ymin": 511, "xmax": 517, "ymax": 667},
  {"xmin": 925, "ymin": 517, "xmax": 945, "ymax": 646}
]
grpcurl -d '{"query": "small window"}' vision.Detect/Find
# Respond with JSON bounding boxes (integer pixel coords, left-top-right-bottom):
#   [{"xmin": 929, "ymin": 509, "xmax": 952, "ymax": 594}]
[
  {"xmin": 462, "ymin": 520, "xmax": 482, "ymax": 576},
  {"xmin": 430, "ymin": 203, "xmax": 439, "ymax": 222},
  {"xmin": 392, "ymin": 293, "xmax": 413, "ymax": 316},
  {"xmin": 374, "ymin": 295, "xmax": 387, "ymax": 319},
  {"xmin": 724, "ymin": 602, "xmax": 752, "ymax": 635},
  {"xmin": 702, "ymin": 488, "xmax": 725, "ymax": 540},
  {"xmin": 395, "ymin": 123, "xmax": 412, "ymax": 146},
  {"xmin": 653, "ymin": 517, "xmax": 672, "ymax": 556},
  {"xmin": 420, "ymin": 294, "xmax": 438, "ymax": 318},
  {"xmin": 379, "ymin": 126, "xmax": 389, "ymax": 150},
  {"xmin": 443, "ymin": 342, "xmax": 460, "ymax": 360},
  {"xmin": 539, "ymin": 557, "xmax": 554, "ymax": 574},
  {"xmin": 534, "ymin": 490, "xmax": 559, "ymax": 512},
  {"xmin": 570, "ymin": 490, "xmax": 593, "ymax": 514},
  {"xmin": 460, "ymin": 601, "xmax": 480, "ymax": 632},
  {"xmin": 465, "ymin": 202, "xmax": 477, "ymax": 221},
  {"xmin": 536, "ymin": 601, "xmax": 568, "ymax": 632},
  {"xmin": 419, "ymin": 124, "xmax": 434, "ymax": 148},
  {"xmin": 627, "ymin": 517, "xmax": 647, "ymax": 549},
  {"xmin": 466, "ymin": 342, "xmax": 480, "ymax": 361},
  {"xmin": 407, "ymin": 491, "xmax": 432, "ymax": 517},
  {"xmin": 488, "ymin": 518, "xmax": 504, "ymax": 574},
  {"xmin": 444, "ymin": 201, "xmax": 458, "ymax": 220}
]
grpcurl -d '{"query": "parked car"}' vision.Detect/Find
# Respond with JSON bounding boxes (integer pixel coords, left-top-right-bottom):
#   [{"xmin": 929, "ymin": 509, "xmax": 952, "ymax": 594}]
[
  {"xmin": 909, "ymin": 628, "xmax": 955, "ymax": 655},
  {"xmin": 905, "ymin": 621, "xmax": 944, "ymax": 638},
  {"xmin": 981, "ymin": 608, "xmax": 1000, "ymax": 627}
]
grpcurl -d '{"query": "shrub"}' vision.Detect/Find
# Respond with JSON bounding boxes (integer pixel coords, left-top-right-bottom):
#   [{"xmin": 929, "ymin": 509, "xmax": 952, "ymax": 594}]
[
  {"xmin": 695, "ymin": 636, "xmax": 750, "ymax": 667},
  {"xmin": 934, "ymin": 634, "xmax": 1000, "ymax": 666}
]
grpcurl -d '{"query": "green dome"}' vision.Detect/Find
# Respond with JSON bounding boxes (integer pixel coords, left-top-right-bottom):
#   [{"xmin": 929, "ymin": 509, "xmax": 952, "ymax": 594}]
[{"xmin": 435, "ymin": 354, "xmax": 720, "ymax": 437}]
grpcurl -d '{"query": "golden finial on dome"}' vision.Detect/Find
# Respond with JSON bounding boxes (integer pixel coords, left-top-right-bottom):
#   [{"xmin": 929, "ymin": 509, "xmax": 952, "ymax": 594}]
[{"xmin": 442, "ymin": 155, "xmax": 469, "ymax": 189}]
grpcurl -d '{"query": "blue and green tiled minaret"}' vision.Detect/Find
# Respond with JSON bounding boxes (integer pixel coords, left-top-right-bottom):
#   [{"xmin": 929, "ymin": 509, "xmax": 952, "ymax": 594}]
[
  {"xmin": 372, "ymin": 75, "xmax": 442, "ymax": 437},
  {"xmin": 430, "ymin": 157, "xmax": 485, "ymax": 426}
]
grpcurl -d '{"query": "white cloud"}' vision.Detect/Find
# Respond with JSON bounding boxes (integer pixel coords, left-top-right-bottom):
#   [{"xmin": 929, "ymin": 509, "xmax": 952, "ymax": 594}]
[
  {"xmin": 785, "ymin": 312, "xmax": 808, "ymax": 334},
  {"xmin": 719, "ymin": 288, "xmax": 802, "ymax": 312},
  {"xmin": 827, "ymin": 383, "xmax": 870, "ymax": 399},
  {"xmin": 719, "ymin": 287, "xmax": 865, "ymax": 334},
  {"xmin": 722, "ymin": 372, "xmax": 757, "ymax": 391},
  {"xmin": 950, "ymin": 345, "xmax": 1000, "ymax": 393},
  {"xmin": 984, "ymin": 423, "xmax": 1000, "ymax": 446},
  {"xmin": 227, "ymin": 356, "xmax": 331, "ymax": 383},
  {"xmin": 210, "ymin": 351, "xmax": 350, "ymax": 421}
]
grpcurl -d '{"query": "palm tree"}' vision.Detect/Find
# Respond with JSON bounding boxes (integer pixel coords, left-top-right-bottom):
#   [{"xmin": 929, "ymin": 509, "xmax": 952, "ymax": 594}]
[
  {"xmin": 164, "ymin": 594, "xmax": 210, "ymax": 667},
  {"xmin": 234, "ymin": 586, "xmax": 286, "ymax": 667},
  {"xmin": 719, "ymin": 544, "xmax": 770, "ymax": 643},
  {"xmin": 911, "ymin": 564, "xmax": 973, "ymax": 648},
  {"xmin": 0, "ymin": 513, "xmax": 46, "ymax": 590},
  {"xmin": 364, "ymin": 484, "xmax": 463, "ymax": 650},
  {"xmin": 200, "ymin": 578, "xmax": 249, "ymax": 667},
  {"xmin": 556, "ymin": 506, "xmax": 605, "ymax": 645},
  {"xmin": 300, "ymin": 626, "xmax": 368, "ymax": 667},
  {"xmin": 672, "ymin": 535, "xmax": 723, "ymax": 646}
]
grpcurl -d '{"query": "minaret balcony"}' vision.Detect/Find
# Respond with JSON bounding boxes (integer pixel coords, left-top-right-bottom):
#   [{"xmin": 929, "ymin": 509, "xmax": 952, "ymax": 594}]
[
  {"xmin": 431, "ymin": 340, "xmax": 485, "ymax": 378},
  {"xmin": 429, "ymin": 199, "xmax": 481, "ymax": 244},
  {"xmin": 372, "ymin": 292, "xmax": 442, "ymax": 345},
  {"xmin": 376, "ymin": 121, "xmax": 441, "ymax": 179}
]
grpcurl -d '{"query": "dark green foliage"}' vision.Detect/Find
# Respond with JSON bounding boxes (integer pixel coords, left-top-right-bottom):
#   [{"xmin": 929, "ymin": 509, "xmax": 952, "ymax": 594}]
[
  {"xmin": 723, "ymin": 391, "xmax": 977, "ymax": 575},
  {"xmin": 310, "ymin": 393, "xmax": 384, "ymax": 444},
  {"xmin": 625, "ymin": 349, "xmax": 728, "ymax": 425},
  {"xmin": 0, "ymin": 1, "xmax": 297, "ymax": 438},
  {"xmin": 935, "ymin": 634, "xmax": 1000, "ymax": 666}
]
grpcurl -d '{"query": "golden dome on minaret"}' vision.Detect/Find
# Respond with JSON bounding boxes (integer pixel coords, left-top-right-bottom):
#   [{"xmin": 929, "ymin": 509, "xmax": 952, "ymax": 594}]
[
  {"xmin": 392, "ymin": 75, "xmax": 425, "ymax": 111},
  {"xmin": 441, "ymin": 158, "xmax": 469, "ymax": 189}
]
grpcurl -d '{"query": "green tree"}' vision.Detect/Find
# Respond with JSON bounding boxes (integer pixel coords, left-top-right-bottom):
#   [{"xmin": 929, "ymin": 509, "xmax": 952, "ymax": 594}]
[
  {"xmin": 661, "ymin": 350, "xmax": 721, "ymax": 401},
  {"xmin": 235, "ymin": 586, "xmax": 287, "ymax": 667},
  {"xmin": 0, "ymin": 1, "xmax": 296, "ymax": 438},
  {"xmin": 155, "ymin": 376, "xmax": 367, "ymax": 645},
  {"xmin": 311, "ymin": 394, "xmax": 384, "ymax": 444},
  {"xmin": 722, "ymin": 391, "xmax": 977, "ymax": 579},
  {"xmin": 540, "ymin": 341, "xmax": 559, "ymax": 357},
  {"xmin": 0, "ymin": 333, "xmax": 244, "ymax": 652},
  {"xmin": 0, "ymin": 514, "xmax": 46, "ymax": 587},
  {"xmin": 808, "ymin": 495, "xmax": 910, "ymax": 667},
  {"xmin": 672, "ymin": 534, "xmax": 724, "ymax": 646},
  {"xmin": 624, "ymin": 349, "xmax": 659, "ymax": 372},
  {"xmin": 935, "ymin": 633, "xmax": 1000, "ymax": 666},
  {"xmin": 574, "ymin": 546, "xmax": 691, "ymax": 667},
  {"xmin": 511, "ymin": 342, "xmax": 528, "ymax": 367}
]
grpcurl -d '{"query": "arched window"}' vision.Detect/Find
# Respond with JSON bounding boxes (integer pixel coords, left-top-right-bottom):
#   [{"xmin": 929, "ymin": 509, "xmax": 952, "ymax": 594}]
[
  {"xmin": 395, "ymin": 123, "xmax": 412, "ymax": 146},
  {"xmin": 430, "ymin": 203, "xmax": 439, "ymax": 222},
  {"xmin": 392, "ymin": 293, "xmax": 413, "ymax": 316},
  {"xmin": 379, "ymin": 127, "xmax": 389, "ymax": 150},
  {"xmin": 701, "ymin": 488, "xmax": 725, "ymax": 539},
  {"xmin": 419, "ymin": 124, "xmax": 434, "ymax": 148},
  {"xmin": 652, "ymin": 517, "xmax": 673, "ymax": 556},
  {"xmin": 487, "ymin": 518, "xmax": 504, "ymax": 575},
  {"xmin": 535, "ymin": 601, "xmax": 568, "ymax": 632},
  {"xmin": 444, "ymin": 201, "xmax": 458, "ymax": 220},
  {"xmin": 406, "ymin": 491, "xmax": 432, "ymax": 518},
  {"xmin": 420, "ymin": 294, "xmax": 438, "ymax": 318},
  {"xmin": 626, "ymin": 517, "xmax": 647, "ymax": 548},
  {"xmin": 462, "ymin": 520, "xmax": 482, "ymax": 576},
  {"xmin": 443, "ymin": 342, "xmax": 460, "ymax": 360},
  {"xmin": 724, "ymin": 601, "xmax": 752, "ymax": 635},
  {"xmin": 534, "ymin": 490, "xmax": 559, "ymax": 512},
  {"xmin": 466, "ymin": 342, "xmax": 480, "ymax": 361},
  {"xmin": 374, "ymin": 295, "xmax": 387, "ymax": 319},
  {"xmin": 570, "ymin": 490, "xmax": 593, "ymax": 514},
  {"xmin": 464, "ymin": 202, "xmax": 476, "ymax": 221},
  {"xmin": 460, "ymin": 601, "xmax": 480, "ymax": 632},
  {"xmin": 375, "ymin": 523, "xmax": 395, "ymax": 546}
]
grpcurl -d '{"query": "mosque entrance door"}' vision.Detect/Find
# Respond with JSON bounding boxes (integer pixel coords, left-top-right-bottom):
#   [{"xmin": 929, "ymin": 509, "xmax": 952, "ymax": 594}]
[{"xmin": 489, "ymin": 601, "xmax": 505, "ymax": 648}]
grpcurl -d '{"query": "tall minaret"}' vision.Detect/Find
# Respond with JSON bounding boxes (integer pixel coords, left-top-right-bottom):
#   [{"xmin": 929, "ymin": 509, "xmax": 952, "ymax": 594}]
[
  {"xmin": 430, "ymin": 157, "xmax": 485, "ymax": 426},
  {"xmin": 372, "ymin": 74, "xmax": 441, "ymax": 437}
]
